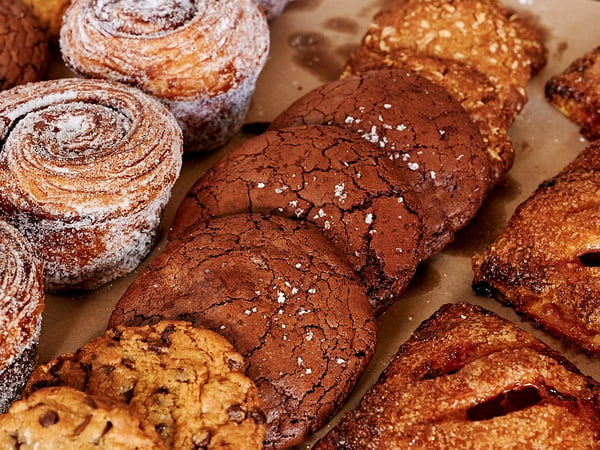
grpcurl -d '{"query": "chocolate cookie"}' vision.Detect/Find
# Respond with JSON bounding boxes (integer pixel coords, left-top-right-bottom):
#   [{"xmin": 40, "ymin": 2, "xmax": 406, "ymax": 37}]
[
  {"xmin": 170, "ymin": 124, "xmax": 426, "ymax": 314},
  {"xmin": 24, "ymin": 320, "xmax": 266, "ymax": 450},
  {"xmin": 269, "ymin": 70, "xmax": 491, "ymax": 257},
  {"xmin": 472, "ymin": 141, "xmax": 600, "ymax": 355},
  {"xmin": 0, "ymin": 386, "xmax": 166, "ymax": 449},
  {"xmin": 316, "ymin": 302, "xmax": 600, "ymax": 449},
  {"xmin": 0, "ymin": 0, "xmax": 48, "ymax": 91},
  {"xmin": 109, "ymin": 214, "xmax": 377, "ymax": 449},
  {"xmin": 344, "ymin": 49, "xmax": 515, "ymax": 182}
]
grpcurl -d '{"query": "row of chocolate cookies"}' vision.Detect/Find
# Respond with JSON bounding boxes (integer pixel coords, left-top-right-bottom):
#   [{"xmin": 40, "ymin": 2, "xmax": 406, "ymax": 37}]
[
  {"xmin": 108, "ymin": 68, "xmax": 494, "ymax": 448},
  {"xmin": 167, "ymin": 0, "xmax": 547, "ymax": 316},
  {"xmin": 109, "ymin": 213, "xmax": 378, "ymax": 449},
  {"xmin": 104, "ymin": 1, "xmax": 548, "ymax": 449}
]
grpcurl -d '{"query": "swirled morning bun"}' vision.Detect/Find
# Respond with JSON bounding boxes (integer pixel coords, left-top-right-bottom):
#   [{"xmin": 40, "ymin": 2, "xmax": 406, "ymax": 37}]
[
  {"xmin": 60, "ymin": 0, "xmax": 270, "ymax": 152},
  {"xmin": 0, "ymin": 78, "xmax": 183, "ymax": 292},
  {"xmin": 0, "ymin": 219, "xmax": 44, "ymax": 413}
]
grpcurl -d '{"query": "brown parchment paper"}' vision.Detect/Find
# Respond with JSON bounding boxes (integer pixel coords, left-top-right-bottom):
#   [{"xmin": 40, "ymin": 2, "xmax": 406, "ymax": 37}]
[{"xmin": 40, "ymin": 0, "xmax": 600, "ymax": 447}]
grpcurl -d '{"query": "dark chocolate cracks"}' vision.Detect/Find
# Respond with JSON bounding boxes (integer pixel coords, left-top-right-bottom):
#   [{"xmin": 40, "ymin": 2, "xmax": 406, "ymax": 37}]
[
  {"xmin": 170, "ymin": 124, "xmax": 426, "ymax": 314},
  {"xmin": 109, "ymin": 214, "xmax": 377, "ymax": 449},
  {"xmin": 269, "ymin": 69, "xmax": 492, "ymax": 257}
]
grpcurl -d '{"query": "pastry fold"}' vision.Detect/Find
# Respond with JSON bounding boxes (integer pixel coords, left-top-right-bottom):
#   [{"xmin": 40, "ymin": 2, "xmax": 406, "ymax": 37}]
[
  {"xmin": 316, "ymin": 302, "xmax": 600, "ymax": 448},
  {"xmin": 473, "ymin": 141, "xmax": 600, "ymax": 355}
]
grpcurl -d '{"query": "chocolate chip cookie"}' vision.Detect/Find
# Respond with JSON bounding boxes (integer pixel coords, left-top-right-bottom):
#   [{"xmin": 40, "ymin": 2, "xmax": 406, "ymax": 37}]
[
  {"xmin": 24, "ymin": 320, "xmax": 266, "ymax": 450},
  {"xmin": 0, "ymin": 386, "xmax": 166, "ymax": 449}
]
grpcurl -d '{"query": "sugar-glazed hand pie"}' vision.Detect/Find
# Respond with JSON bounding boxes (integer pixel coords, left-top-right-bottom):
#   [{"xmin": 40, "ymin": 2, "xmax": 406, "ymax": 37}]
[
  {"xmin": 473, "ymin": 141, "xmax": 600, "ymax": 355},
  {"xmin": 315, "ymin": 302, "xmax": 600, "ymax": 449},
  {"xmin": 546, "ymin": 45, "xmax": 600, "ymax": 141}
]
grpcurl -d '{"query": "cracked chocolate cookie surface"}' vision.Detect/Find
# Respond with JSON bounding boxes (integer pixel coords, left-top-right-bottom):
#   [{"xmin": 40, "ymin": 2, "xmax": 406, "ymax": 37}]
[
  {"xmin": 269, "ymin": 70, "xmax": 491, "ymax": 258},
  {"xmin": 0, "ymin": 386, "xmax": 166, "ymax": 449},
  {"xmin": 109, "ymin": 214, "xmax": 377, "ymax": 448},
  {"xmin": 24, "ymin": 320, "xmax": 266, "ymax": 450},
  {"xmin": 344, "ymin": 51, "xmax": 515, "ymax": 182},
  {"xmin": 0, "ymin": 0, "xmax": 48, "ymax": 90},
  {"xmin": 170, "ymin": 124, "xmax": 426, "ymax": 314}
]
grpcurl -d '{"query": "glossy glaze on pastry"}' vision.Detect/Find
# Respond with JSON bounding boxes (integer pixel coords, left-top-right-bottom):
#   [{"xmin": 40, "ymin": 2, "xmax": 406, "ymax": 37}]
[
  {"xmin": 473, "ymin": 141, "xmax": 600, "ymax": 355},
  {"xmin": 316, "ymin": 302, "xmax": 600, "ymax": 449}
]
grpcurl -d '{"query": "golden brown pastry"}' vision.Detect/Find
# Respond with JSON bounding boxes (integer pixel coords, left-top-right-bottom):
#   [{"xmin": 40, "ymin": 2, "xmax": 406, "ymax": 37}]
[
  {"xmin": 21, "ymin": 0, "xmax": 71, "ymax": 39},
  {"xmin": 472, "ymin": 141, "xmax": 600, "ymax": 355},
  {"xmin": 59, "ymin": 0, "xmax": 270, "ymax": 152},
  {"xmin": 0, "ymin": 386, "xmax": 166, "ymax": 449},
  {"xmin": 546, "ymin": 46, "xmax": 600, "ymax": 141},
  {"xmin": 0, "ymin": 0, "xmax": 49, "ymax": 90},
  {"xmin": 0, "ymin": 219, "xmax": 44, "ymax": 414},
  {"xmin": 316, "ymin": 302, "xmax": 600, "ymax": 449},
  {"xmin": 0, "ymin": 78, "xmax": 183, "ymax": 292}
]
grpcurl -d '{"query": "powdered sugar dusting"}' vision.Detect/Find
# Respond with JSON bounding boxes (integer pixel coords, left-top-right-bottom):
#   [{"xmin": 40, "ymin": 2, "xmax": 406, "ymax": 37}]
[
  {"xmin": 93, "ymin": 0, "xmax": 196, "ymax": 36},
  {"xmin": 60, "ymin": 0, "xmax": 270, "ymax": 150},
  {"xmin": 0, "ymin": 79, "xmax": 183, "ymax": 291},
  {"xmin": 0, "ymin": 220, "xmax": 44, "ymax": 412},
  {"xmin": 60, "ymin": 0, "xmax": 270, "ymax": 102}
]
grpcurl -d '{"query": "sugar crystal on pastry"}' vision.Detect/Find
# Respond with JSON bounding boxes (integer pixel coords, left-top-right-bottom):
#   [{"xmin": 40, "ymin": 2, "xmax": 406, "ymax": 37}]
[
  {"xmin": 0, "ymin": 78, "xmax": 183, "ymax": 292},
  {"xmin": 59, "ymin": 0, "xmax": 270, "ymax": 151},
  {"xmin": 0, "ymin": 219, "xmax": 44, "ymax": 413}
]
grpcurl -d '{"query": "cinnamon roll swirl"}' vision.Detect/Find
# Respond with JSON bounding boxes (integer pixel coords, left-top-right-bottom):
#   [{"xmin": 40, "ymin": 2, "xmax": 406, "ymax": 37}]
[
  {"xmin": 0, "ymin": 219, "xmax": 44, "ymax": 413},
  {"xmin": 0, "ymin": 78, "xmax": 183, "ymax": 292},
  {"xmin": 59, "ymin": 0, "xmax": 270, "ymax": 152}
]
